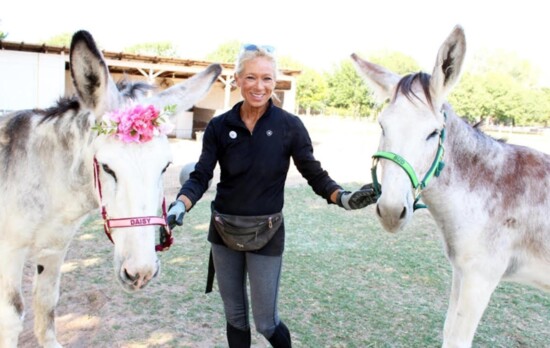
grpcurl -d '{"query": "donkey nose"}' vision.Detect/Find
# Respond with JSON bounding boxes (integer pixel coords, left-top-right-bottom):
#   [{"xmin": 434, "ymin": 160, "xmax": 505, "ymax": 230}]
[
  {"xmin": 399, "ymin": 206, "xmax": 407, "ymax": 219},
  {"xmin": 120, "ymin": 260, "xmax": 159, "ymax": 290},
  {"xmin": 376, "ymin": 204, "xmax": 407, "ymax": 220},
  {"xmin": 375, "ymin": 202, "xmax": 410, "ymax": 233}
]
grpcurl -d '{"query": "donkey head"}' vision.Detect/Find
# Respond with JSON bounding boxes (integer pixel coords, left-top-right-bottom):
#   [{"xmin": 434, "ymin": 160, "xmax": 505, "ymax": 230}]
[
  {"xmin": 351, "ymin": 25, "xmax": 466, "ymax": 232},
  {"xmin": 70, "ymin": 30, "xmax": 221, "ymax": 291}
]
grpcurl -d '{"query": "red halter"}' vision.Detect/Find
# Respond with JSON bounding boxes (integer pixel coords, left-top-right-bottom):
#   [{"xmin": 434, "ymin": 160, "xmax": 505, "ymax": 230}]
[{"xmin": 93, "ymin": 157, "xmax": 173, "ymax": 251}]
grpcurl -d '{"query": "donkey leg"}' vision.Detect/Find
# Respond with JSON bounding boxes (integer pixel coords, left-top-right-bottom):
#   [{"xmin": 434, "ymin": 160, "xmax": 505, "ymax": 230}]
[
  {"xmin": 32, "ymin": 250, "xmax": 68, "ymax": 348},
  {"xmin": 0, "ymin": 246, "xmax": 28, "ymax": 348},
  {"xmin": 442, "ymin": 266, "xmax": 501, "ymax": 348},
  {"xmin": 442, "ymin": 268, "xmax": 461, "ymax": 342}
]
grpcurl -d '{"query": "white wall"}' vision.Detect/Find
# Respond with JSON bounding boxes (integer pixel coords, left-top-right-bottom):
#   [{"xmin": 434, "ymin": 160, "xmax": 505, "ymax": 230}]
[{"xmin": 0, "ymin": 51, "xmax": 65, "ymax": 112}]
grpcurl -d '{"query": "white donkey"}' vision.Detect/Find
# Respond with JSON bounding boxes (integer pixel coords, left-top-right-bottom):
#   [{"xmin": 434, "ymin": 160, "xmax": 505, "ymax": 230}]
[
  {"xmin": 352, "ymin": 25, "xmax": 549, "ymax": 348},
  {"xmin": 0, "ymin": 30, "xmax": 221, "ymax": 348}
]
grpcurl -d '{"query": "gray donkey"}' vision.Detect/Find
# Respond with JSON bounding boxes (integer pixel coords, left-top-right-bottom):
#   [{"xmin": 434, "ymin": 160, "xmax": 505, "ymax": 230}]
[
  {"xmin": 353, "ymin": 25, "xmax": 549, "ymax": 348},
  {"xmin": 0, "ymin": 30, "xmax": 221, "ymax": 347}
]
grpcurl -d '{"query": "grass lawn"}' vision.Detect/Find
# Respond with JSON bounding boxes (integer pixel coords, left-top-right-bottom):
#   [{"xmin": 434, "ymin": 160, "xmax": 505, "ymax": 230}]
[
  {"xmin": 52, "ymin": 183, "xmax": 549, "ymax": 347},
  {"xmin": 22, "ymin": 116, "xmax": 548, "ymax": 347}
]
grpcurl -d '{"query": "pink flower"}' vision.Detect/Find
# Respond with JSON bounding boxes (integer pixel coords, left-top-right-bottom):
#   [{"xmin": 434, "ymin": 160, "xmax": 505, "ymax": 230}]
[{"xmin": 94, "ymin": 104, "xmax": 175, "ymax": 143}]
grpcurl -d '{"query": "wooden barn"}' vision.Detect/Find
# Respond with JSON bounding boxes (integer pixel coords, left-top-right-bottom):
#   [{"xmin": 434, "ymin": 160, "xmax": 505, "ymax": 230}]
[{"xmin": 0, "ymin": 40, "xmax": 300, "ymax": 139}]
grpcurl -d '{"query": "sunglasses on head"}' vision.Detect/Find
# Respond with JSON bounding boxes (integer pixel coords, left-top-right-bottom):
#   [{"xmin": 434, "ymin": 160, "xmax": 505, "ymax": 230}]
[{"xmin": 242, "ymin": 43, "xmax": 275, "ymax": 54}]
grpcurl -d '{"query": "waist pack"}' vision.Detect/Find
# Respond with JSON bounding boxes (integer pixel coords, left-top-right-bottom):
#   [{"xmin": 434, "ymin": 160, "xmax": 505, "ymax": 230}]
[{"xmin": 212, "ymin": 208, "xmax": 283, "ymax": 251}]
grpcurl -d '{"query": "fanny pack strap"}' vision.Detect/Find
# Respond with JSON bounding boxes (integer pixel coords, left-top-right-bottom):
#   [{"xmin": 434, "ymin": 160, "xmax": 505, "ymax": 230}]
[{"xmin": 205, "ymin": 247, "xmax": 215, "ymax": 294}]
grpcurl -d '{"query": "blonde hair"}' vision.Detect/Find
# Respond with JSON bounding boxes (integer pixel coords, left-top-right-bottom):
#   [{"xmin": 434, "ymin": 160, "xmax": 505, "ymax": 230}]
[{"xmin": 234, "ymin": 45, "xmax": 278, "ymax": 80}]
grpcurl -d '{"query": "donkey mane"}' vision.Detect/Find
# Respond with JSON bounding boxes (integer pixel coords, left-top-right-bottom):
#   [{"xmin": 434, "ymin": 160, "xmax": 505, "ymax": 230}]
[
  {"xmin": 393, "ymin": 72, "xmax": 433, "ymax": 108},
  {"xmin": 39, "ymin": 97, "xmax": 81, "ymax": 122},
  {"xmin": 394, "ymin": 73, "xmax": 505, "ymax": 144}
]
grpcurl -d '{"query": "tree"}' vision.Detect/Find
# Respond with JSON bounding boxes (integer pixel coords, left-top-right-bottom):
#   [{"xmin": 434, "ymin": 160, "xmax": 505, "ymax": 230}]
[
  {"xmin": 0, "ymin": 19, "xmax": 7, "ymax": 40},
  {"xmin": 449, "ymin": 73, "xmax": 493, "ymax": 122},
  {"xmin": 446, "ymin": 48, "xmax": 550, "ymax": 126},
  {"xmin": 296, "ymin": 68, "xmax": 327, "ymax": 115},
  {"xmin": 368, "ymin": 50, "xmax": 421, "ymax": 75},
  {"xmin": 470, "ymin": 49, "xmax": 539, "ymax": 88},
  {"xmin": 514, "ymin": 88, "xmax": 550, "ymax": 125},
  {"xmin": 277, "ymin": 56, "xmax": 304, "ymax": 70},
  {"xmin": 44, "ymin": 33, "xmax": 73, "ymax": 47},
  {"xmin": 205, "ymin": 40, "xmax": 242, "ymax": 63},
  {"xmin": 323, "ymin": 51, "xmax": 421, "ymax": 117},
  {"xmin": 124, "ymin": 41, "xmax": 178, "ymax": 57},
  {"xmin": 325, "ymin": 60, "xmax": 375, "ymax": 117}
]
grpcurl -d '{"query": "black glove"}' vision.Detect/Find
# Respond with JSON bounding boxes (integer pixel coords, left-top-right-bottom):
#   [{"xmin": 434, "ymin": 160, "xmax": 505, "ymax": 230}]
[
  {"xmin": 166, "ymin": 200, "xmax": 186, "ymax": 229},
  {"xmin": 337, "ymin": 183, "xmax": 378, "ymax": 210}
]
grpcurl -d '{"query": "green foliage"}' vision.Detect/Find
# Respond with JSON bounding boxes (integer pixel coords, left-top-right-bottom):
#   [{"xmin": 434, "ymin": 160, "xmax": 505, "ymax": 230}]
[
  {"xmin": 124, "ymin": 41, "xmax": 178, "ymax": 57},
  {"xmin": 470, "ymin": 49, "xmax": 539, "ymax": 88},
  {"xmin": 368, "ymin": 50, "xmax": 421, "ymax": 75},
  {"xmin": 450, "ymin": 73, "xmax": 494, "ymax": 122},
  {"xmin": 451, "ymin": 69, "xmax": 550, "ymax": 126},
  {"xmin": 445, "ymin": 49, "xmax": 550, "ymax": 126},
  {"xmin": 277, "ymin": 56, "xmax": 304, "ymax": 70},
  {"xmin": 325, "ymin": 60, "xmax": 376, "ymax": 117},
  {"xmin": 0, "ymin": 18, "xmax": 8, "ymax": 40},
  {"xmin": 43, "ymin": 33, "xmax": 547, "ymax": 126},
  {"xmin": 296, "ymin": 68, "xmax": 327, "ymax": 115},
  {"xmin": 205, "ymin": 40, "xmax": 242, "ymax": 64},
  {"xmin": 44, "ymin": 32, "xmax": 73, "ymax": 47},
  {"xmin": 314, "ymin": 51, "xmax": 419, "ymax": 118}
]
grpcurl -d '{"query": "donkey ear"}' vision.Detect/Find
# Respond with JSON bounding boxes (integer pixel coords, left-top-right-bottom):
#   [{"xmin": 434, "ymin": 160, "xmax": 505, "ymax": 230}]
[
  {"xmin": 70, "ymin": 30, "xmax": 120, "ymax": 118},
  {"xmin": 151, "ymin": 64, "xmax": 222, "ymax": 113},
  {"xmin": 350, "ymin": 53, "xmax": 401, "ymax": 103},
  {"xmin": 430, "ymin": 25, "xmax": 466, "ymax": 108}
]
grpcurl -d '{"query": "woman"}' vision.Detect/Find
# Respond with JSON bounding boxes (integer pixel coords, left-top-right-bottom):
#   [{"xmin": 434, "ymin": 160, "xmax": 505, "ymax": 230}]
[{"xmin": 166, "ymin": 44, "xmax": 375, "ymax": 348}]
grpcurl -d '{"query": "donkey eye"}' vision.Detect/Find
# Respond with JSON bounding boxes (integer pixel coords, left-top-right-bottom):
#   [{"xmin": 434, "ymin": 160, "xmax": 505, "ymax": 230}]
[
  {"xmin": 102, "ymin": 164, "xmax": 117, "ymax": 181},
  {"xmin": 427, "ymin": 130, "xmax": 439, "ymax": 140}
]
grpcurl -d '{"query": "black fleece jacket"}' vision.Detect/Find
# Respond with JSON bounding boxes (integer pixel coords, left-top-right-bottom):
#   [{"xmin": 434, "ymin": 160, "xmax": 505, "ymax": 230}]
[{"xmin": 178, "ymin": 100, "xmax": 341, "ymax": 255}]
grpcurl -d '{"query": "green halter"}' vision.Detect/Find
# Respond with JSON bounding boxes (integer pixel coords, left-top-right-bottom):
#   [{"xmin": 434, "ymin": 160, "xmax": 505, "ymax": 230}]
[{"xmin": 371, "ymin": 116, "xmax": 446, "ymax": 211}]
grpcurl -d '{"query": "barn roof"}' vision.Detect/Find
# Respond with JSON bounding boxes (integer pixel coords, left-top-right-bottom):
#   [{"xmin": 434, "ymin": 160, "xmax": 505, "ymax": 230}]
[{"xmin": 0, "ymin": 40, "xmax": 300, "ymax": 90}]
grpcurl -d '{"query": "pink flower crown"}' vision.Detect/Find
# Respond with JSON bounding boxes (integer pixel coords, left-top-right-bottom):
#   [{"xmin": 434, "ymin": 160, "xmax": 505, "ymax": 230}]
[{"xmin": 93, "ymin": 104, "xmax": 176, "ymax": 143}]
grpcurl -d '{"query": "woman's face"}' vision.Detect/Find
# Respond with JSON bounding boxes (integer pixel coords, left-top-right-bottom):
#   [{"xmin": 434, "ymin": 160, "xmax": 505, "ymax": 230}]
[{"xmin": 235, "ymin": 57, "xmax": 275, "ymax": 109}]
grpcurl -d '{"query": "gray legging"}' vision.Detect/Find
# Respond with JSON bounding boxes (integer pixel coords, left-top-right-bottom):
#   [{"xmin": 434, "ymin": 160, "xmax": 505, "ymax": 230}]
[{"xmin": 211, "ymin": 243, "xmax": 282, "ymax": 338}]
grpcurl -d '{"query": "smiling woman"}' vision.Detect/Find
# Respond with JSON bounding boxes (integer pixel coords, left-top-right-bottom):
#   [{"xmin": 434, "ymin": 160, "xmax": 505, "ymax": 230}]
[{"xmin": 166, "ymin": 43, "xmax": 376, "ymax": 347}]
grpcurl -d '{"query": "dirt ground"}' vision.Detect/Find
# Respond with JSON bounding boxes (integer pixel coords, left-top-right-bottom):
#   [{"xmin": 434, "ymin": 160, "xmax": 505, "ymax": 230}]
[{"xmin": 17, "ymin": 115, "xmax": 550, "ymax": 347}]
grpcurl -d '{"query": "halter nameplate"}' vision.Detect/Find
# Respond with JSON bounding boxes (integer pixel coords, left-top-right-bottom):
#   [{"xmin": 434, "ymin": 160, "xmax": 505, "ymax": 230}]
[
  {"xmin": 107, "ymin": 216, "xmax": 167, "ymax": 228},
  {"xmin": 371, "ymin": 118, "xmax": 446, "ymax": 211},
  {"xmin": 93, "ymin": 157, "xmax": 173, "ymax": 251}
]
